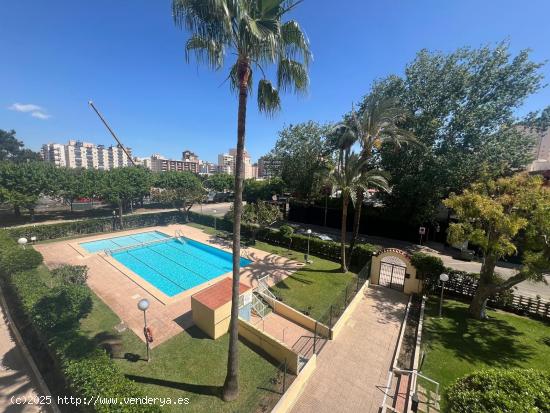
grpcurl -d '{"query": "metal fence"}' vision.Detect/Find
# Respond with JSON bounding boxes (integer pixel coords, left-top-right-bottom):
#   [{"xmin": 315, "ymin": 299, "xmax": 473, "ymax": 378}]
[
  {"xmin": 241, "ymin": 359, "xmax": 296, "ymax": 413},
  {"xmin": 444, "ymin": 276, "xmax": 550, "ymax": 320}
]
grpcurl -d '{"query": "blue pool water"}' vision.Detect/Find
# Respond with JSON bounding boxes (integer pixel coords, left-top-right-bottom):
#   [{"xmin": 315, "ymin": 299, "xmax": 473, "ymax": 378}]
[
  {"xmin": 80, "ymin": 231, "xmax": 169, "ymax": 253},
  {"xmin": 80, "ymin": 232, "xmax": 252, "ymax": 297}
]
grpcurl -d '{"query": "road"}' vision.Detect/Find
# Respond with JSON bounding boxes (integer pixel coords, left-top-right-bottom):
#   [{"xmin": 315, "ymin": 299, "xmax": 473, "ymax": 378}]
[{"xmin": 290, "ymin": 222, "xmax": 550, "ymax": 300}]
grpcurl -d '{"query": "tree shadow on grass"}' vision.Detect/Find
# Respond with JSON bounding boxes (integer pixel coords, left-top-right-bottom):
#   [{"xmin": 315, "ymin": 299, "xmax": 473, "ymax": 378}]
[
  {"xmin": 424, "ymin": 300, "xmax": 534, "ymax": 368},
  {"xmin": 125, "ymin": 374, "xmax": 221, "ymax": 398}
]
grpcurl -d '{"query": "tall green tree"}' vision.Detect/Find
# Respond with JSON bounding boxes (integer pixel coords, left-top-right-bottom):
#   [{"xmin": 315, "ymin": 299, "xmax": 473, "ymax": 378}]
[
  {"xmin": 331, "ymin": 153, "xmax": 389, "ymax": 272},
  {"xmin": 444, "ymin": 174, "xmax": 550, "ymax": 319},
  {"xmin": 369, "ymin": 43, "xmax": 543, "ymax": 225},
  {"xmin": 0, "ymin": 129, "xmax": 41, "ymax": 162},
  {"xmin": 152, "ymin": 171, "xmax": 205, "ymax": 219},
  {"xmin": 172, "ymin": 0, "xmax": 311, "ymax": 400},
  {"xmin": 335, "ymin": 96, "xmax": 416, "ymax": 261},
  {"xmin": 267, "ymin": 122, "xmax": 333, "ymax": 199},
  {"xmin": 58, "ymin": 168, "xmax": 99, "ymax": 212},
  {"xmin": 99, "ymin": 167, "xmax": 151, "ymax": 228},
  {"xmin": 204, "ymin": 173, "xmax": 234, "ymax": 193},
  {"xmin": 0, "ymin": 161, "xmax": 58, "ymax": 218}
]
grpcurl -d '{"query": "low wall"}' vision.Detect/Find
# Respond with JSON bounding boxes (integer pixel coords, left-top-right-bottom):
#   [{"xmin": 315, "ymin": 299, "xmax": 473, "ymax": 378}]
[
  {"xmin": 260, "ymin": 294, "xmax": 331, "ymax": 338},
  {"xmin": 238, "ymin": 319, "xmax": 300, "ymax": 374},
  {"xmin": 271, "ymin": 355, "xmax": 317, "ymax": 413},
  {"xmin": 330, "ymin": 280, "xmax": 369, "ymax": 340}
]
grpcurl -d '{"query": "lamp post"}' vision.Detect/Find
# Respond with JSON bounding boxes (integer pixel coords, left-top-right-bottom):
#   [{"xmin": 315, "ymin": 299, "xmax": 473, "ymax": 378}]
[
  {"xmin": 212, "ymin": 209, "xmax": 217, "ymax": 231},
  {"xmin": 439, "ymin": 273, "xmax": 449, "ymax": 317},
  {"xmin": 112, "ymin": 210, "xmax": 117, "ymax": 231},
  {"xmin": 137, "ymin": 299, "xmax": 151, "ymax": 362},
  {"xmin": 305, "ymin": 229, "xmax": 313, "ymax": 264},
  {"xmin": 17, "ymin": 238, "xmax": 28, "ymax": 249}
]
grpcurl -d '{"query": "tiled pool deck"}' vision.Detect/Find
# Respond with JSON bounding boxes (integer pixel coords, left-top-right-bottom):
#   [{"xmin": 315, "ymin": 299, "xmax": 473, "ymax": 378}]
[{"xmin": 35, "ymin": 224, "xmax": 302, "ymax": 347}]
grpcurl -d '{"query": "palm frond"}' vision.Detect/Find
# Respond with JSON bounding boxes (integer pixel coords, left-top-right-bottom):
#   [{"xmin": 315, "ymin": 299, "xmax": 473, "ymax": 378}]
[
  {"xmin": 172, "ymin": 0, "xmax": 232, "ymax": 44},
  {"xmin": 281, "ymin": 20, "xmax": 312, "ymax": 65},
  {"xmin": 257, "ymin": 79, "xmax": 281, "ymax": 115},
  {"xmin": 185, "ymin": 35, "xmax": 225, "ymax": 69},
  {"xmin": 277, "ymin": 58, "xmax": 309, "ymax": 94}
]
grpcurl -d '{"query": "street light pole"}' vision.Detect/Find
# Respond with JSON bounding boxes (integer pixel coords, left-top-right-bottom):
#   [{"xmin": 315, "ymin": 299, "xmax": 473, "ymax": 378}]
[
  {"xmin": 306, "ymin": 229, "xmax": 312, "ymax": 264},
  {"xmin": 212, "ymin": 209, "xmax": 217, "ymax": 231},
  {"xmin": 439, "ymin": 273, "xmax": 449, "ymax": 317},
  {"xmin": 137, "ymin": 299, "xmax": 151, "ymax": 362}
]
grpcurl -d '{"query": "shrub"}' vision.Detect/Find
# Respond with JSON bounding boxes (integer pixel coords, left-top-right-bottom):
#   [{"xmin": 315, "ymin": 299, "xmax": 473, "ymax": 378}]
[
  {"xmin": 411, "ymin": 252, "xmax": 445, "ymax": 292},
  {"xmin": 0, "ymin": 245, "xmax": 43, "ymax": 276},
  {"xmin": 52, "ymin": 264, "xmax": 89, "ymax": 285},
  {"xmin": 32, "ymin": 284, "xmax": 93, "ymax": 332},
  {"xmin": 64, "ymin": 351, "xmax": 161, "ymax": 413},
  {"xmin": 446, "ymin": 368, "xmax": 550, "ymax": 413}
]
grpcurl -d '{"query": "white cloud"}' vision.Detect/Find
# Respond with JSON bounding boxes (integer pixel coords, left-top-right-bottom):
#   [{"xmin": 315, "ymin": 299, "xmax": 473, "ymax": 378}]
[
  {"xmin": 8, "ymin": 102, "xmax": 51, "ymax": 120},
  {"xmin": 31, "ymin": 111, "xmax": 51, "ymax": 120}
]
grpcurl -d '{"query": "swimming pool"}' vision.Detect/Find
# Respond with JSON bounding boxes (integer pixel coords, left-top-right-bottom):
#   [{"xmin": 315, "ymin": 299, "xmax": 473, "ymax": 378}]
[
  {"xmin": 80, "ymin": 232, "xmax": 252, "ymax": 297},
  {"xmin": 80, "ymin": 231, "xmax": 169, "ymax": 253}
]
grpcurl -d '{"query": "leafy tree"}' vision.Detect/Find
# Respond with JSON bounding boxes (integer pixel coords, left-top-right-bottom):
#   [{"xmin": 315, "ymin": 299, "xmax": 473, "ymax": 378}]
[
  {"xmin": 523, "ymin": 105, "xmax": 550, "ymax": 133},
  {"xmin": 444, "ymin": 173, "xmax": 550, "ymax": 319},
  {"xmin": 172, "ymin": 0, "xmax": 311, "ymax": 399},
  {"xmin": 58, "ymin": 168, "xmax": 99, "ymax": 212},
  {"xmin": 99, "ymin": 167, "xmax": 151, "ymax": 228},
  {"xmin": 369, "ymin": 43, "xmax": 544, "ymax": 224},
  {"xmin": 204, "ymin": 173, "xmax": 234, "ymax": 192},
  {"xmin": 0, "ymin": 161, "xmax": 59, "ymax": 218},
  {"xmin": 279, "ymin": 224, "xmax": 294, "ymax": 251},
  {"xmin": 268, "ymin": 122, "xmax": 333, "ymax": 199},
  {"xmin": 152, "ymin": 171, "xmax": 205, "ymax": 219},
  {"xmin": 410, "ymin": 252, "xmax": 445, "ymax": 292},
  {"xmin": 243, "ymin": 177, "xmax": 285, "ymax": 203},
  {"xmin": 331, "ymin": 153, "xmax": 389, "ymax": 272},
  {"xmin": 0, "ymin": 129, "xmax": 41, "ymax": 162}
]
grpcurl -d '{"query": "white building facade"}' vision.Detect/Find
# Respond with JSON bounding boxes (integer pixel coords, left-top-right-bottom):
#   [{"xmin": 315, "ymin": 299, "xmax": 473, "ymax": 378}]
[{"xmin": 41, "ymin": 140, "xmax": 132, "ymax": 170}]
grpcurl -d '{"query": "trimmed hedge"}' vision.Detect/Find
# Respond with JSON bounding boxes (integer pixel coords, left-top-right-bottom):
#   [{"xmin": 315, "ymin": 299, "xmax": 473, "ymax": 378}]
[
  {"xmin": 4, "ymin": 209, "xmax": 376, "ymax": 271},
  {"xmin": 446, "ymin": 368, "xmax": 550, "ymax": 412},
  {"xmin": 0, "ymin": 231, "xmax": 160, "ymax": 412},
  {"xmin": 5, "ymin": 210, "xmax": 184, "ymax": 241}
]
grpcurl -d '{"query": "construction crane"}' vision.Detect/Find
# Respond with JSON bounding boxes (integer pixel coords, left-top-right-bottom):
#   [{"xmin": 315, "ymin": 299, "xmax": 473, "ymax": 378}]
[{"xmin": 88, "ymin": 100, "xmax": 136, "ymax": 166}]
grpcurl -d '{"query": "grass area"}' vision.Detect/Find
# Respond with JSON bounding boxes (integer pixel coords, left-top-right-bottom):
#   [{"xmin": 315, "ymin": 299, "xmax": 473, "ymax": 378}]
[
  {"xmin": 80, "ymin": 293, "xmax": 284, "ymax": 412},
  {"xmin": 420, "ymin": 297, "xmax": 550, "ymax": 410},
  {"xmin": 187, "ymin": 222, "xmax": 358, "ymax": 321},
  {"xmin": 253, "ymin": 241, "xmax": 356, "ymax": 321}
]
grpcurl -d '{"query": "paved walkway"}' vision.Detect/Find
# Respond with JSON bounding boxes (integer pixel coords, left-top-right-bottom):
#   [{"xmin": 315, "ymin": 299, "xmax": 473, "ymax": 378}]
[
  {"xmin": 0, "ymin": 304, "xmax": 47, "ymax": 412},
  {"xmin": 292, "ymin": 286, "xmax": 408, "ymax": 413}
]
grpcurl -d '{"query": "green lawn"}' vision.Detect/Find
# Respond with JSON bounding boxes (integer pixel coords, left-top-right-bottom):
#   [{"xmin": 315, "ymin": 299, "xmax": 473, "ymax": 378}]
[
  {"xmin": 186, "ymin": 222, "xmax": 358, "ymax": 321},
  {"xmin": 420, "ymin": 297, "xmax": 550, "ymax": 410},
  {"xmin": 252, "ymin": 241, "xmax": 356, "ymax": 321},
  {"xmin": 80, "ymin": 294, "xmax": 284, "ymax": 413}
]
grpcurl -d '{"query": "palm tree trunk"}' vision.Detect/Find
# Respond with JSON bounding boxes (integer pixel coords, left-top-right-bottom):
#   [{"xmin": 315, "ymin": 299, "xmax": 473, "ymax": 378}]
[
  {"xmin": 340, "ymin": 192, "xmax": 349, "ymax": 273},
  {"xmin": 347, "ymin": 189, "xmax": 364, "ymax": 268},
  {"xmin": 223, "ymin": 57, "xmax": 250, "ymax": 402}
]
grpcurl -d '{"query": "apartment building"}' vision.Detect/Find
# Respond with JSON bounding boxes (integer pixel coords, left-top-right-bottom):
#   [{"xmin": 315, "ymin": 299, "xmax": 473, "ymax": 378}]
[
  {"xmin": 199, "ymin": 160, "xmax": 218, "ymax": 175},
  {"xmin": 41, "ymin": 140, "xmax": 132, "ymax": 169},
  {"xmin": 257, "ymin": 155, "xmax": 280, "ymax": 178},
  {"xmin": 149, "ymin": 151, "xmax": 200, "ymax": 173},
  {"xmin": 218, "ymin": 148, "xmax": 255, "ymax": 178}
]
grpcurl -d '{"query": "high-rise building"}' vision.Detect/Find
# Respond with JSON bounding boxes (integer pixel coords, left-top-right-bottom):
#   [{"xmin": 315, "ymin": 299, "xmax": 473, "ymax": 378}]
[
  {"xmin": 149, "ymin": 150, "xmax": 200, "ymax": 173},
  {"xmin": 218, "ymin": 148, "xmax": 254, "ymax": 178},
  {"xmin": 199, "ymin": 160, "xmax": 218, "ymax": 175},
  {"xmin": 41, "ymin": 140, "xmax": 132, "ymax": 169}
]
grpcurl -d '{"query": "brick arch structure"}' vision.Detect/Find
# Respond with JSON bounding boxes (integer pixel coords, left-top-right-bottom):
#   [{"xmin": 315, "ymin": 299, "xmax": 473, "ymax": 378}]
[{"xmin": 370, "ymin": 248, "xmax": 422, "ymax": 294}]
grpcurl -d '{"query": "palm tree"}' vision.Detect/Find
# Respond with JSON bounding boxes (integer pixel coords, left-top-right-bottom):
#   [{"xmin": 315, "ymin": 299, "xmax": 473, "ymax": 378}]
[
  {"xmin": 331, "ymin": 153, "xmax": 389, "ymax": 272},
  {"xmin": 337, "ymin": 96, "xmax": 417, "ymax": 263},
  {"xmin": 172, "ymin": 0, "xmax": 311, "ymax": 401}
]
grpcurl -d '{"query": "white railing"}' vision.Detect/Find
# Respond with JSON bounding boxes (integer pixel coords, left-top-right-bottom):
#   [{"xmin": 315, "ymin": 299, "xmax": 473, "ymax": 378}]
[
  {"xmin": 255, "ymin": 275, "xmax": 277, "ymax": 300},
  {"xmin": 251, "ymin": 293, "xmax": 271, "ymax": 318},
  {"xmin": 105, "ymin": 237, "xmax": 174, "ymax": 255}
]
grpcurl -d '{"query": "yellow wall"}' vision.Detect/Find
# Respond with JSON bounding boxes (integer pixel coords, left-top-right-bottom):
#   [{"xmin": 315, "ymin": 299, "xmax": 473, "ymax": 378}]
[
  {"xmin": 238, "ymin": 319, "xmax": 300, "ymax": 374},
  {"xmin": 331, "ymin": 280, "xmax": 369, "ymax": 340},
  {"xmin": 271, "ymin": 355, "xmax": 317, "ymax": 413},
  {"xmin": 370, "ymin": 251, "xmax": 422, "ymax": 295},
  {"xmin": 260, "ymin": 294, "xmax": 331, "ymax": 338},
  {"xmin": 191, "ymin": 298, "xmax": 233, "ymax": 339}
]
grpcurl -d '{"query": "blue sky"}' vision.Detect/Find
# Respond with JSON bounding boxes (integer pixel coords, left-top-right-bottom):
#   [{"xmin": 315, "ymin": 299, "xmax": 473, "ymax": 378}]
[{"xmin": 1, "ymin": 0, "xmax": 549, "ymax": 163}]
